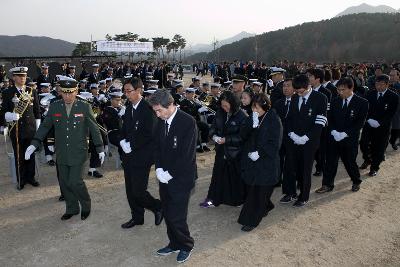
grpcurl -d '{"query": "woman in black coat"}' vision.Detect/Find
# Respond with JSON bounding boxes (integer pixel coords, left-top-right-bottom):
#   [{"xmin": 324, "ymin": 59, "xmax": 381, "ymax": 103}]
[
  {"xmin": 199, "ymin": 90, "xmax": 248, "ymax": 208},
  {"xmin": 238, "ymin": 94, "xmax": 283, "ymax": 231}
]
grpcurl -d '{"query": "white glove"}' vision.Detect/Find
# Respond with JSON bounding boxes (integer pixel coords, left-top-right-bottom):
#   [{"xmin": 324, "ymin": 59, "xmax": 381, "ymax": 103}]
[
  {"xmin": 267, "ymin": 79, "xmax": 274, "ymax": 87},
  {"xmin": 99, "ymin": 152, "xmax": 105, "ymax": 165},
  {"xmin": 163, "ymin": 171, "xmax": 173, "ymax": 183},
  {"xmin": 252, "ymin": 112, "xmax": 259, "ymax": 128},
  {"xmin": 212, "ymin": 135, "xmax": 222, "ymax": 144},
  {"xmin": 98, "ymin": 94, "xmax": 107, "ymax": 103},
  {"xmin": 367, "ymin": 119, "xmax": 380, "ymax": 128},
  {"xmin": 5, "ymin": 112, "xmax": 20, "ymax": 122},
  {"xmin": 3, "ymin": 127, "xmax": 8, "ymax": 136},
  {"xmin": 288, "ymin": 132, "xmax": 300, "ymax": 143},
  {"xmin": 119, "ymin": 139, "xmax": 132, "ymax": 154},
  {"xmin": 104, "ymin": 145, "xmax": 109, "ymax": 155},
  {"xmin": 35, "ymin": 119, "xmax": 41, "ymax": 130},
  {"xmin": 156, "ymin": 168, "xmax": 169, "ymax": 184},
  {"xmin": 198, "ymin": 106, "xmax": 208, "ymax": 113},
  {"xmin": 333, "ymin": 131, "xmax": 348, "ymax": 142},
  {"xmin": 296, "ymin": 135, "xmax": 309, "ymax": 145},
  {"xmin": 24, "ymin": 145, "xmax": 36, "ymax": 160},
  {"xmin": 48, "ymin": 145, "xmax": 55, "ymax": 152},
  {"xmin": 118, "ymin": 106, "xmax": 126, "ymax": 117},
  {"xmin": 248, "ymin": 151, "xmax": 260, "ymax": 161}
]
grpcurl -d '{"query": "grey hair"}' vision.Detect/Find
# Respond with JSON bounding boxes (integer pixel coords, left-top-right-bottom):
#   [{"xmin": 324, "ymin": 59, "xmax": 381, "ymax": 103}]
[{"xmin": 148, "ymin": 89, "xmax": 174, "ymax": 108}]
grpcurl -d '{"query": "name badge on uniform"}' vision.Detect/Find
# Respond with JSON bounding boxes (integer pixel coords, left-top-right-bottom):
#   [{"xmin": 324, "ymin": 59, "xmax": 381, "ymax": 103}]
[
  {"xmin": 173, "ymin": 136, "xmax": 177, "ymax": 148},
  {"xmin": 135, "ymin": 120, "xmax": 139, "ymax": 130},
  {"xmin": 74, "ymin": 113, "xmax": 84, "ymax": 117},
  {"xmin": 384, "ymin": 104, "xmax": 388, "ymax": 110},
  {"xmin": 350, "ymin": 110, "xmax": 354, "ymax": 117},
  {"xmin": 308, "ymin": 108, "xmax": 312, "ymax": 116}
]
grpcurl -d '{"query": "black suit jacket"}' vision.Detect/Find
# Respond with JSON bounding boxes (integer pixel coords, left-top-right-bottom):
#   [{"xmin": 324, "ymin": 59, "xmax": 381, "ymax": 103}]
[
  {"xmin": 269, "ymin": 80, "xmax": 284, "ymax": 106},
  {"xmin": 120, "ymin": 99, "xmax": 156, "ymax": 167},
  {"xmin": 365, "ymin": 89, "xmax": 399, "ymax": 129},
  {"xmin": 88, "ymin": 72, "xmax": 100, "ymax": 84},
  {"xmin": 328, "ymin": 94, "xmax": 369, "ymax": 142},
  {"xmin": 1, "ymin": 86, "xmax": 40, "ymax": 139},
  {"xmin": 286, "ymin": 90, "xmax": 328, "ymax": 146},
  {"xmin": 154, "ymin": 109, "xmax": 197, "ymax": 192}
]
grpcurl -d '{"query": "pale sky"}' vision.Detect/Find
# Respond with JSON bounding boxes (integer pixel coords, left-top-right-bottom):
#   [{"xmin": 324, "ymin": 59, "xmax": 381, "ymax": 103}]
[{"xmin": 1, "ymin": 0, "xmax": 399, "ymax": 47}]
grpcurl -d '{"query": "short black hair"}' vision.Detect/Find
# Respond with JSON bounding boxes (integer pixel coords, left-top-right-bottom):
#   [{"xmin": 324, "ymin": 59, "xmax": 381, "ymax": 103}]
[
  {"xmin": 324, "ymin": 69, "xmax": 332, "ymax": 82},
  {"xmin": 252, "ymin": 93, "xmax": 271, "ymax": 112},
  {"xmin": 336, "ymin": 77, "xmax": 354, "ymax": 90},
  {"xmin": 124, "ymin": 77, "xmax": 143, "ymax": 90},
  {"xmin": 375, "ymin": 74, "xmax": 390, "ymax": 84},
  {"xmin": 292, "ymin": 74, "xmax": 310, "ymax": 90},
  {"xmin": 220, "ymin": 90, "xmax": 240, "ymax": 113},
  {"xmin": 307, "ymin": 68, "xmax": 325, "ymax": 83}
]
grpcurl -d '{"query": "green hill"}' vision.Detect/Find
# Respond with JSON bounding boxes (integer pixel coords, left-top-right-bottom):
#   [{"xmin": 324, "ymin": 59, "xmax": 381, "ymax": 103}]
[{"xmin": 188, "ymin": 13, "xmax": 400, "ymax": 63}]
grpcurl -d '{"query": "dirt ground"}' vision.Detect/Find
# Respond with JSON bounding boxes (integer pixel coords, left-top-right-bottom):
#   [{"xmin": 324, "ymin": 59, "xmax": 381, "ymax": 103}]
[{"xmin": 1, "ymin": 76, "xmax": 400, "ymax": 266}]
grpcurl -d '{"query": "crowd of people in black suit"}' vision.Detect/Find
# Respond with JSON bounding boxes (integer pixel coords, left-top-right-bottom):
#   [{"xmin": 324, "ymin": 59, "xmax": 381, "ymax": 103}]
[{"xmin": 1, "ymin": 59, "xmax": 400, "ymax": 264}]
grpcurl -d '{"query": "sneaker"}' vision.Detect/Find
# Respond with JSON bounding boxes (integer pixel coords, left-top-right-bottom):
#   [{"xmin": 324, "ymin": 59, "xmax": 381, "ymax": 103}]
[
  {"xmin": 199, "ymin": 199, "xmax": 214, "ymax": 208},
  {"xmin": 279, "ymin": 194, "xmax": 297, "ymax": 204},
  {"xmin": 157, "ymin": 246, "xmax": 179, "ymax": 256},
  {"xmin": 293, "ymin": 200, "xmax": 308, "ymax": 207},
  {"xmin": 177, "ymin": 250, "xmax": 192, "ymax": 263}
]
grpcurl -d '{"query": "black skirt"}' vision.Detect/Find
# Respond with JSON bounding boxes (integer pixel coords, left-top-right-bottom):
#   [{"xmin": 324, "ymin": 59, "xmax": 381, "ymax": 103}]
[
  {"xmin": 207, "ymin": 150, "xmax": 246, "ymax": 206},
  {"xmin": 238, "ymin": 184, "xmax": 275, "ymax": 227}
]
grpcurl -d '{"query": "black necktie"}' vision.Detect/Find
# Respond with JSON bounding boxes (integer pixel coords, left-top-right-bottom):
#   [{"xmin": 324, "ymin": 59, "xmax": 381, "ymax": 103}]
[
  {"xmin": 285, "ymin": 99, "xmax": 291, "ymax": 117},
  {"xmin": 299, "ymin": 97, "xmax": 306, "ymax": 111},
  {"xmin": 342, "ymin": 98, "xmax": 348, "ymax": 110},
  {"xmin": 377, "ymin": 92, "xmax": 383, "ymax": 101},
  {"xmin": 165, "ymin": 121, "xmax": 169, "ymax": 136}
]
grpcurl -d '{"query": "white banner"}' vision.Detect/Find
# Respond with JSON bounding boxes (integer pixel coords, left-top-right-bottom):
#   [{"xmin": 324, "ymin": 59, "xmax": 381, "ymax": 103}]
[{"xmin": 96, "ymin": 41, "xmax": 153, "ymax": 52}]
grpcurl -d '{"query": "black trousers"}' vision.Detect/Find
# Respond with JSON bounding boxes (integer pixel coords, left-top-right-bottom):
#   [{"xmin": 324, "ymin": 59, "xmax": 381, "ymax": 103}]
[
  {"xmin": 10, "ymin": 135, "xmax": 36, "ymax": 185},
  {"xmin": 159, "ymin": 184, "xmax": 194, "ymax": 252},
  {"xmin": 196, "ymin": 121, "xmax": 209, "ymax": 144},
  {"xmin": 360, "ymin": 125, "xmax": 391, "ymax": 171},
  {"xmin": 88, "ymin": 141, "xmax": 100, "ymax": 168},
  {"xmin": 282, "ymin": 141, "xmax": 318, "ymax": 202},
  {"xmin": 322, "ymin": 137, "xmax": 361, "ymax": 187},
  {"xmin": 314, "ymin": 128, "xmax": 328, "ymax": 173},
  {"xmin": 43, "ymin": 138, "xmax": 54, "ymax": 157},
  {"xmin": 238, "ymin": 185, "xmax": 274, "ymax": 227},
  {"xmin": 122, "ymin": 158, "xmax": 161, "ymax": 221},
  {"xmin": 278, "ymin": 144, "xmax": 286, "ymax": 181},
  {"xmin": 389, "ymin": 129, "xmax": 400, "ymax": 145}
]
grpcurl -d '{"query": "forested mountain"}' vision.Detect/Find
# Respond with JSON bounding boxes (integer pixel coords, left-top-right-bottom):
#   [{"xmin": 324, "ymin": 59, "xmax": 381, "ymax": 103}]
[{"xmin": 188, "ymin": 13, "xmax": 400, "ymax": 63}]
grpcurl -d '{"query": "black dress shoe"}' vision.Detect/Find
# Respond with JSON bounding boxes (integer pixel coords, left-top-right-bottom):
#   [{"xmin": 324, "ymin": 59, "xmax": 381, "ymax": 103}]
[
  {"xmin": 241, "ymin": 225, "xmax": 255, "ymax": 232},
  {"xmin": 351, "ymin": 184, "xmax": 360, "ymax": 192},
  {"xmin": 315, "ymin": 185, "xmax": 334, "ymax": 193},
  {"xmin": 313, "ymin": 171, "xmax": 322, "ymax": 176},
  {"xmin": 81, "ymin": 210, "xmax": 91, "ymax": 220},
  {"xmin": 196, "ymin": 147, "xmax": 204, "ymax": 153},
  {"xmin": 29, "ymin": 180, "xmax": 40, "ymax": 187},
  {"xmin": 88, "ymin": 170, "xmax": 103, "ymax": 178},
  {"xmin": 59, "ymin": 195, "xmax": 65, "ymax": 201},
  {"xmin": 61, "ymin": 213, "xmax": 79, "ymax": 220},
  {"xmin": 154, "ymin": 210, "xmax": 164, "ymax": 226},
  {"xmin": 392, "ymin": 144, "xmax": 398, "ymax": 151},
  {"xmin": 121, "ymin": 218, "xmax": 144, "ymax": 229},
  {"xmin": 368, "ymin": 170, "xmax": 377, "ymax": 177},
  {"xmin": 359, "ymin": 161, "xmax": 370, "ymax": 170},
  {"xmin": 16, "ymin": 184, "xmax": 24, "ymax": 190},
  {"xmin": 47, "ymin": 160, "xmax": 56, "ymax": 166},
  {"xmin": 202, "ymin": 146, "xmax": 211, "ymax": 152}
]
